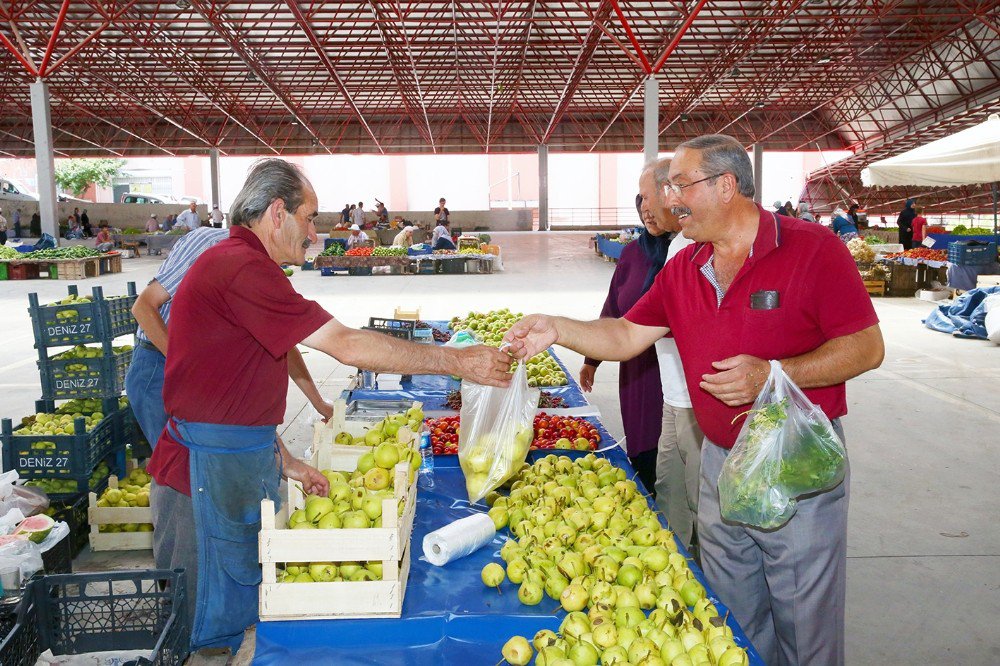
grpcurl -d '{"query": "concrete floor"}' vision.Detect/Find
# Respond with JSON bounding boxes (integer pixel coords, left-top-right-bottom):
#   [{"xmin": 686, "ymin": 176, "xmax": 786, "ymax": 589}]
[{"xmin": 1, "ymin": 231, "xmax": 998, "ymax": 664}]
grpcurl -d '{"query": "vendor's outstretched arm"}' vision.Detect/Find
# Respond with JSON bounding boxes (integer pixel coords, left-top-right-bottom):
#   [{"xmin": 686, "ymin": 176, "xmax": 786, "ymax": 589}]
[
  {"xmin": 287, "ymin": 346, "xmax": 333, "ymax": 420},
  {"xmin": 301, "ymin": 319, "xmax": 513, "ymax": 387},
  {"xmin": 502, "ymin": 315, "xmax": 667, "ymax": 363}
]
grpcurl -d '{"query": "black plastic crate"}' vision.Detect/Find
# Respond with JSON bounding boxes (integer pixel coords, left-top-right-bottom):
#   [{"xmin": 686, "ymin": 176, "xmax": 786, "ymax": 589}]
[
  {"xmin": 347, "ymin": 266, "xmax": 373, "ymax": 276},
  {"xmin": 46, "ymin": 491, "xmax": 91, "ymax": 558},
  {"xmin": 438, "ymin": 259, "xmax": 466, "ymax": 274},
  {"xmin": 28, "ymin": 283, "xmax": 137, "ymax": 350},
  {"xmin": 367, "ymin": 318, "xmax": 416, "ymax": 334},
  {"xmin": 31, "ymin": 569, "xmax": 189, "ymax": 666},
  {"xmin": 0, "ymin": 591, "xmax": 40, "ymax": 666},
  {"xmin": 38, "ymin": 346, "xmax": 131, "ymax": 400},
  {"xmin": 41, "ymin": 532, "xmax": 73, "ymax": 575}
]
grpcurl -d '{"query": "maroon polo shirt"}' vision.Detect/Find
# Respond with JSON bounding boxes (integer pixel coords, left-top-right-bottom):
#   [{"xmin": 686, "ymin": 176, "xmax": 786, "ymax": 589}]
[
  {"xmin": 147, "ymin": 225, "xmax": 332, "ymax": 495},
  {"xmin": 625, "ymin": 207, "xmax": 878, "ymax": 448}
]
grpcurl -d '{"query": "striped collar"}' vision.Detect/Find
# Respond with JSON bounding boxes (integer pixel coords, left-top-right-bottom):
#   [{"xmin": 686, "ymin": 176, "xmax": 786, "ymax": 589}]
[{"xmin": 688, "ymin": 204, "xmax": 782, "ymax": 267}]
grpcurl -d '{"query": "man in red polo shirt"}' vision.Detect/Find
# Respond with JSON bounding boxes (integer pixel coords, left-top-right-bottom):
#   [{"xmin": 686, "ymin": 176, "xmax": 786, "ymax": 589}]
[
  {"xmin": 504, "ymin": 135, "xmax": 884, "ymax": 666},
  {"xmin": 147, "ymin": 159, "xmax": 513, "ymax": 653}
]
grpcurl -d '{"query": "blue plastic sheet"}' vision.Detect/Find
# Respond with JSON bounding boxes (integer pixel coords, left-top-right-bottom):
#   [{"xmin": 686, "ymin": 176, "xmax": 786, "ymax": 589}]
[
  {"xmin": 924, "ymin": 285, "xmax": 1000, "ymax": 339},
  {"xmin": 596, "ymin": 235, "xmax": 628, "ymax": 260},
  {"xmin": 253, "ymin": 449, "xmax": 763, "ymax": 666}
]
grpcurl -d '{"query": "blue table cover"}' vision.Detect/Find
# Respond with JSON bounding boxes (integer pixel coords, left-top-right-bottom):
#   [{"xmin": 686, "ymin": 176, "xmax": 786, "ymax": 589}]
[
  {"xmin": 253, "ymin": 448, "xmax": 762, "ymax": 665},
  {"xmin": 596, "ymin": 235, "xmax": 628, "ymax": 260},
  {"xmin": 926, "ymin": 232, "xmax": 1000, "ymax": 249}
]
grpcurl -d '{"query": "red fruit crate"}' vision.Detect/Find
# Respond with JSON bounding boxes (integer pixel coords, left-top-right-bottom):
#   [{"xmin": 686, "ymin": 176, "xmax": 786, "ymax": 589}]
[{"xmin": 8, "ymin": 262, "xmax": 40, "ymax": 280}]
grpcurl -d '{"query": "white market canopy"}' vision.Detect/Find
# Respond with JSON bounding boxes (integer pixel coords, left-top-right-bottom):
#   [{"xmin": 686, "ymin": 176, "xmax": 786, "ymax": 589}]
[{"xmin": 861, "ymin": 113, "xmax": 1000, "ymax": 187}]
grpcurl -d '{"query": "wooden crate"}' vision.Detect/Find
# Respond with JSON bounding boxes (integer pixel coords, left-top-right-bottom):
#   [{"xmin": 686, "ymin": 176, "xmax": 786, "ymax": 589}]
[
  {"xmin": 87, "ymin": 475, "xmax": 153, "ymax": 551},
  {"xmin": 393, "ymin": 306, "xmax": 420, "ymax": 320},
  {"xmin": 863, "ymin": 280, "xmax": 886, "ymax": 296},
  {"xmin": 311, "ymin": 399, "xmax": 421, "ymax": 470},
  {"xmin": 258, "ymin": 449, "xmax": 417, "ymax": 621},
  {"xmin": 99, "ymin": 253, "xmax": 122, "ymax": 275},
  {"xmin": 53, "ymin": 257, "xmax": 100, "ymax": 280}
]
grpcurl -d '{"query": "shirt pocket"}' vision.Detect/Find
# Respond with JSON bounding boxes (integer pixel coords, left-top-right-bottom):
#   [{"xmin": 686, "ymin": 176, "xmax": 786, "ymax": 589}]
[{"xmin": 741, "ymin": 307, "xmax": 786, "ymax": 350}]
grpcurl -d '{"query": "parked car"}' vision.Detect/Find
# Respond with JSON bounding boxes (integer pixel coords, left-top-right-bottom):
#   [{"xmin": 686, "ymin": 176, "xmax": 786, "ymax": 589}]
[
  {"xmin": 120, "ymin": 192, "xmax": 179, "ymax": 204},
  {"xmin": 0, "ymin": 177, "xmax": 38, "ymax": 201}
]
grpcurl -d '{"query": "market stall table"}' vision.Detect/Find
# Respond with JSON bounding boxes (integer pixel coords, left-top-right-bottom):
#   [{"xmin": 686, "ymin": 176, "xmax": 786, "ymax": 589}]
[
  {"xmin": 253, "ymin": 449, "xmax": 763, "ymax": 666},
  {"xmin": 111, "ymin": 233, "xmax": 183, "ymax": 255}
]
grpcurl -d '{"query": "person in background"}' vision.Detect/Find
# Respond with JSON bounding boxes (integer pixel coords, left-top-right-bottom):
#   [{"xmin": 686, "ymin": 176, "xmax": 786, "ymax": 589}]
[
  {"xmin": 161, "ymin": 214, "xmax": 175, "ymax": 232},
  {"xmin": 146, "ymin": 214, "xmax": 159, "ymax": 233},
  {"xmin": 832, "ymin": 207, "xmax": 859, "ymax": 238},
  {"xmin": 175, "ymin": 202, "xmax": 201, "ymax": 232},
  {"xmin": 351, "ymin": 201, "xmax": 366, "ymax": 228},
  {"xmin": 210, "ymin": 204, "xmax": 225, "ymax": 227},
  {"xmin": 0, "ymin": 208, "xmax": 7, "ymax": 245},
  {"xmin": 95, "ymin": 223, "xmax": 114, "ymax": 252},
  {"xmin": 783, "ymin": 201, "xmax": 795, "ymax": 217},
  {"xmin": 12, "ymin": 208, "xmax": 21, "ymax": 239},
  {"xmin": 797, "ymin": 201, "xmax": 816, "ymax": 222},
  {"xmin": 912, "ymin": 207, "xmax": 928, "ymax": 246},
  {"xmin": 65, "ymin": 214, "xmax": 84, "ymax": 239},
  {"xmin": 847, "ymin": 203, "xmax": 860, "ymax": 228},
  {"xmin": 30, "ymin": 211, "xmax": 40, "ymax": 237},
  {"xmin": 773, "ymin": 200, "xmax": 784, "ymax": 214},
  {"xmin": 578, "ymin": 165, "xmax": 670, "ymax": 501},
  {"xmin": 392, "ymin": 222, "xmax": 415, "ymax": 248},
  {"xmin": 81, "ymin": 209, "xmax": 92, "ymax": 237},
  {"xmin": 431, "ymin": 218, "xmax": 456, "ymax": 251},
  {"xmin": 72, "ymin": 207, "xmax": 81, "ymax": 227},
  {"xmin": 346, "ymin": 223, "xmax": 369, "ymax": 249},
  {"xmin": 340, "ymin": 203, "xmax": 351, "ymax": 227},
  {"xmin": 896, "ymin": 198, "xmax": 916, "ymax": 250},
  {"xmin": 434, "ymin": 197, "xmax": 450, "ymax": 224},
  {"xmin": 374, "ymin": 200, "xmax": 389, "ymax": 228}
]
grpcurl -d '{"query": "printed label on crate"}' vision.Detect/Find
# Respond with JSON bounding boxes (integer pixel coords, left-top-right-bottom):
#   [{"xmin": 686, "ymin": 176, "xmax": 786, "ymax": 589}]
[
  {"xmin": 19, "ymin": 455, "xmax": 70, "ymax": 469},
  {"xmin": 46, "ymin": 322, "xmax": 93, "ymax": 337},
  {"xmin": 55, "ymin": 377, "xmax": 102, "ymax": 390}
]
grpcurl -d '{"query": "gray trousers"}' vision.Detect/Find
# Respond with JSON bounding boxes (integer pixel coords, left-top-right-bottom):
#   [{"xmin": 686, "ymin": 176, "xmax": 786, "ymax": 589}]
[
  {"xmin": 151, "ymin": 479, "xmax": 198, "ymax": 637},
  {"xmin": 698, "ymin": 421, "xmax": 849, "ymax": 666},
  {"xmin": 654, "ymin": 402, "xmax": 703, "ymax": 548}
]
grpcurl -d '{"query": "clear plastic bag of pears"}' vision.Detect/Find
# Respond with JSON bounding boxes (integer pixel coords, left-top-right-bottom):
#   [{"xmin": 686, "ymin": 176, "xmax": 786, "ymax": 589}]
[{"xmin": 458, "ymin": 361, "xmax": 538, "ymax": 503}]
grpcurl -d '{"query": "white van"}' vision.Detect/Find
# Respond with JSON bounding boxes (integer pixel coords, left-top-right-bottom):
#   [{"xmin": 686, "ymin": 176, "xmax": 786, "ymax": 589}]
[
  {"xmin": 120, "ymin": 192, "xmax": 179, "ymax": 204},
  {"xmin": 0, "ymin": 178, "xmax": 38, "ymax": 201}
]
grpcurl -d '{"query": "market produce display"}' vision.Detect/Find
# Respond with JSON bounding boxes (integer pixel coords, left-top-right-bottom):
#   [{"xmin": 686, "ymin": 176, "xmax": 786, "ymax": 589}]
[
  {"xmin": 17, "ymin": 408, "xmax": 106, "ymax": 436},
  {"xmin": 345, "ymin": 247, "xmax": 374, "ymax": 256},
  {"xmin": 273, "ymin": 446, "xmax": 420, "ymax": 583},
  {"xmin": 449, "ymin": 309, "xmax": 569, "ymax": 387},
  {"xmin": 882, "ymin": 248, "xmax": 947, "ymax": 262},
  {"xmin": 458, "ymin": 247, "xmax": 484, "ymax": 255},
  {"xmin": 846, "ymin": 238, "xmax": 876, "ymax": 263},
  {"xmin": 372, "ymin": 246, "xmax": 407, "ymax": 257},
  {"xmin": 20, "ymin": 246, "xmax": 102, "ymax": 260},
  {"xmin": 319, "ymin": 243, "xmax": 345, "ymax": 257},
  {"xmin": 950, "ymin": 225, "xmax": 995, "ymax": 235},
  {"xmin": 24, "ymin": 461, "xmax": 110, "ymax": 495},
  {"xmin": 442, "ymin": 389, "xmax": 566, "ymax": 411},
  {"xmin": 858, "ymin": 264, "xmax": 890, "ymax": 281},
  {"xmin": 328, "ymin": 406, "xmax": 425, "ymax": 448},
  {"xmin": 0, "ymin": 246, "xmax": 20, "ymax": 259},
  {"xmin": 416, "ymin": 321, "xmax": 452, "ymax": 342},
  {"xmin": 11, "ymin": 514, "xmax": 55, "ymax": 543},
  {"xmin": 52, "ymin": 344, "xmax": 132, "ymax": 371},
  {"xmin": 427, "ymin": 413, "xmax": 600, "ymax": 456},
  {"xmin": 94, "ymin": 467, "xmax": 154, "ymax": 533},
  {"xmin": 119, "ymin": 228, "xmax": 143, "ymax": 235},
  {"xmin": 483, "ymin": 454, "xmax": 750, "ymax": 666}
]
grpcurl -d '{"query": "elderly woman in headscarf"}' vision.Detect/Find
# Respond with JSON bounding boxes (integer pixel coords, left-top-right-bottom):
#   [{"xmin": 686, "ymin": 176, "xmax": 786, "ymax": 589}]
[
  {"xmin": 832, "ymin": 206, "xmax": 859, "ymax": 239},
  {"xmin": 577, "ymin": 165, "xmax": 674, "ymax": 495},
  {"xmin": 797, "ymin": 201, "xmax": 816, "ymax": 222},
  {"xmin": 896, "ymin": 198, "xmax": 916, "ymax": 249}
]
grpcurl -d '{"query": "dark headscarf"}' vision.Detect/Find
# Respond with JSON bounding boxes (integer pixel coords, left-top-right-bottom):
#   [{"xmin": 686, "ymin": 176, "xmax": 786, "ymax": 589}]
[{"xmin": 634, "ymin": 193, "xmax": 672, "ymax": 294}]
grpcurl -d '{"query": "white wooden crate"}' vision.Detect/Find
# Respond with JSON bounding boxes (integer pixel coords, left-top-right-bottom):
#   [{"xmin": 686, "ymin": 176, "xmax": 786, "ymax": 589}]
[
  {"xmin": 311, "ymin": 399, "xmax": 421, "ymax": 472},
  {"xmin": 258, "ymin": 449, "xmax": 418, "ymax": 621},
  {"xmin": 88, "ymin": 476, "xmax": 153, "ymax": 552}
]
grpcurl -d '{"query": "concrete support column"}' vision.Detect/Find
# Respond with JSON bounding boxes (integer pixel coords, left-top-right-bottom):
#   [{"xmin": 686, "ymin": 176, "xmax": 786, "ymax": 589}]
[
  {"xmin": 209, "ymin": 147, "xmax": 221, "ymax": 210},
  {"xmin": 643, "ymin": 75, "xmax": 659, "ymax": 164},
  {"xmin": 30, "ymin": 80, "xmax": 58, "ymax": 241},
  {"xmin": 752, "ymin": 143, "xmax": 764, "ymax": 204},
  {"xmin": 538, "ymin": 144, "xmax": 549, "ymax": 231}
]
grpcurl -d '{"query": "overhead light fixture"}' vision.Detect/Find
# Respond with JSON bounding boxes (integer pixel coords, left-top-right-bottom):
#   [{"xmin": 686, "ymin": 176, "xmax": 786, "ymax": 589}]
[
  {"xmin": 246, "ymin": 72, "xmax": 258, "ymax": 82},
  {"xmin": 311, "ymin": 138, "xmax": 320, "ymax": 147},
  {"xmin": 754, "ymin": 100, "xmax": 766, "ymax": 109},
  {"xmin": 175, "ymin": 0, "xmax": 190, "ymax": 9},
  {"xmin": 679, "ymin": 113, "xmax": 691, "ymax": 122},
  {"xmin": 816, "ymin": 55, "xmax": 832, "ymax": 64},
  {"xmin": 730, "ymin": 67, "xmax": 741, "ymax": 78}
]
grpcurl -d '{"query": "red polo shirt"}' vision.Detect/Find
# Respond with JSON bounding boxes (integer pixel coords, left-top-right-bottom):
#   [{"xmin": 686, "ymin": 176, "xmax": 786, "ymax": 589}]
[
  {"xmin": 147, "ymin": 225, "xmax": 332, "ymax": 495},
  {"xmin": 625, "ymin": 207, "xmax": 878, "ymax": 448}
]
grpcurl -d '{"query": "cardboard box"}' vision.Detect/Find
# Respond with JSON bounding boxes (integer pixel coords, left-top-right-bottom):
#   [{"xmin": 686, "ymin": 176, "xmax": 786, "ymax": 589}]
[{"xmin": 917, "ymin": 289, "xmax": 951, "ymax": 302}]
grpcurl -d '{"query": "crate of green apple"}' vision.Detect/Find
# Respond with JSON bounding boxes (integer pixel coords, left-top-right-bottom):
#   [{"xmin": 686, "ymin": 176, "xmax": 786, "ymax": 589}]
[
  {"xmin": 449, "ymin": 308, "xmax": 569, "ymax": 387},
  {"xmin": 311, "ymin": 401, "xmax": 424, "ymax": 467},
  {"xmin": 482, "ymin": 454, "xmax": 751, "ymax": 666},
  {"xmin": 427, "ymin": 413, "xmax": 600, "ymax": 456},
  {"xmin": 258, "ymin": 442, "xmax": 419, "ymax": 620}
]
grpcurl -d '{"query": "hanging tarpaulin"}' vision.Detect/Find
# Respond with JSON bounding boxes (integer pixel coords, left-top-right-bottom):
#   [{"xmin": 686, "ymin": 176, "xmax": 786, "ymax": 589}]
[{"xmin": 861, "ymin": 114, "xmax": 1000, "ymax": 187}]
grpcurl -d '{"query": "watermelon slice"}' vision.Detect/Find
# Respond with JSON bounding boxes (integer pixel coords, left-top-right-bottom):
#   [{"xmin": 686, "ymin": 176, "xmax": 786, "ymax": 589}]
[{"xmin": 13, "ymin": 514, "xmax": 54, "ymax": 544}]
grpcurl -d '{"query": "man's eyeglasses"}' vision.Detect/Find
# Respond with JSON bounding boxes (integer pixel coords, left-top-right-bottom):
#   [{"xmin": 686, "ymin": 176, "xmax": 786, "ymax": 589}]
[{"xmin": 662, "ymin": 173, "xmax": 726, "ymax": 197}]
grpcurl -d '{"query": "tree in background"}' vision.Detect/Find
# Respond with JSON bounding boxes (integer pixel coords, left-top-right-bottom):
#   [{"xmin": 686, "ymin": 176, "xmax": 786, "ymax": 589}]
[{"xmin": 54, "ymin": 158, "xmax": 125, "ymax": 197}]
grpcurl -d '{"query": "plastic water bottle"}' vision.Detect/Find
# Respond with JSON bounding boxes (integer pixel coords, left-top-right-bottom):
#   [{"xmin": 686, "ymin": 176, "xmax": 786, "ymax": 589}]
[{"xmin": 419, "ymin": 431, "xmax": 434, "ymax": 488}]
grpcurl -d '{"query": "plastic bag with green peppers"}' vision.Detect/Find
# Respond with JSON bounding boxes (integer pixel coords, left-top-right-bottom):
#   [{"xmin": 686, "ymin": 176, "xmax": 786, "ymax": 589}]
[{"xmin": 718, "ymin": 360, "xmax": 847, "ymax": 529}]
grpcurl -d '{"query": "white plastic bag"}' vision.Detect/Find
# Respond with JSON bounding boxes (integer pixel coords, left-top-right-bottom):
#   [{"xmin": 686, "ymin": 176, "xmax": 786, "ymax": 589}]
[
  {"xmin": 983, "ymin": 294, "xmax": 1000, "ymax": 344},
  {"xmin": 718, "ymin": 361, "xmax": 847, "ymax": 529},
  {"xmin": 0, "ymin": 471, "xmax": 49, "ymax": 518},
  {"xmin": 458, "ymin": 362, "xmax": 539, "ymax": 503},
  {"xmin": 0, "ymin": 537, "xmax": 43, "ymax": 585}
]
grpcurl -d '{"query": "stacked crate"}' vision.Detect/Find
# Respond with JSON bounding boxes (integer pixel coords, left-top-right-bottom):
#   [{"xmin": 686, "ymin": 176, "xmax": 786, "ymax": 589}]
[{"xmin": 0, "ymin": 283, "xmax": 140, "ymax": 555}]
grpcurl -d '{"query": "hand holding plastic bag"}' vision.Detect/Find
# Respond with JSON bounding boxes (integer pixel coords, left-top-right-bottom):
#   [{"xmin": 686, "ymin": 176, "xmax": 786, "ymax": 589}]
[
  {"xmin": 718, "ymin": 360, "xmax": 847, "ymax": 529},
  {"xmin": 458, "ymin": 361, "xmax": 539, "ymax": 503}
]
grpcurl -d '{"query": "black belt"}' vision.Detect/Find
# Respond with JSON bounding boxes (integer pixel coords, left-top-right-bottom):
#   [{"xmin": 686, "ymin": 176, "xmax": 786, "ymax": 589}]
[{"xmin": 136, "ymin": 339, "xmax": 164, "ymax": 355}]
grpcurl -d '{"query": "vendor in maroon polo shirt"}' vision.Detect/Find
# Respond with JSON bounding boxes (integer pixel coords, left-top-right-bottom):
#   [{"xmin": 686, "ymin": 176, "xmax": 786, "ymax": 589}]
[
  {"xmin": 504, "ymin": 135, "xmax": 884, "ymax": 666},
  {"xmin": 146, "ymin": 159, "xmax": 513, "ymax": 654}
]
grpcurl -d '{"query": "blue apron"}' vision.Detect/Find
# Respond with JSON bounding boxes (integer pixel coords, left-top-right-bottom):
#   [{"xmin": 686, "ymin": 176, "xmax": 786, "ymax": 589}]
[{"xmin": 167, "ymin": 417, "xmax": 282, "ymax": 652}]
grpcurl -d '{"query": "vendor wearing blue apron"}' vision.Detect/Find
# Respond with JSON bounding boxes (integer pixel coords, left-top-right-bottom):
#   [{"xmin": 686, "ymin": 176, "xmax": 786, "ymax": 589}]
[{"xmin": 146, "ymin": 159, "xmax": 514, "ymax": 653}]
